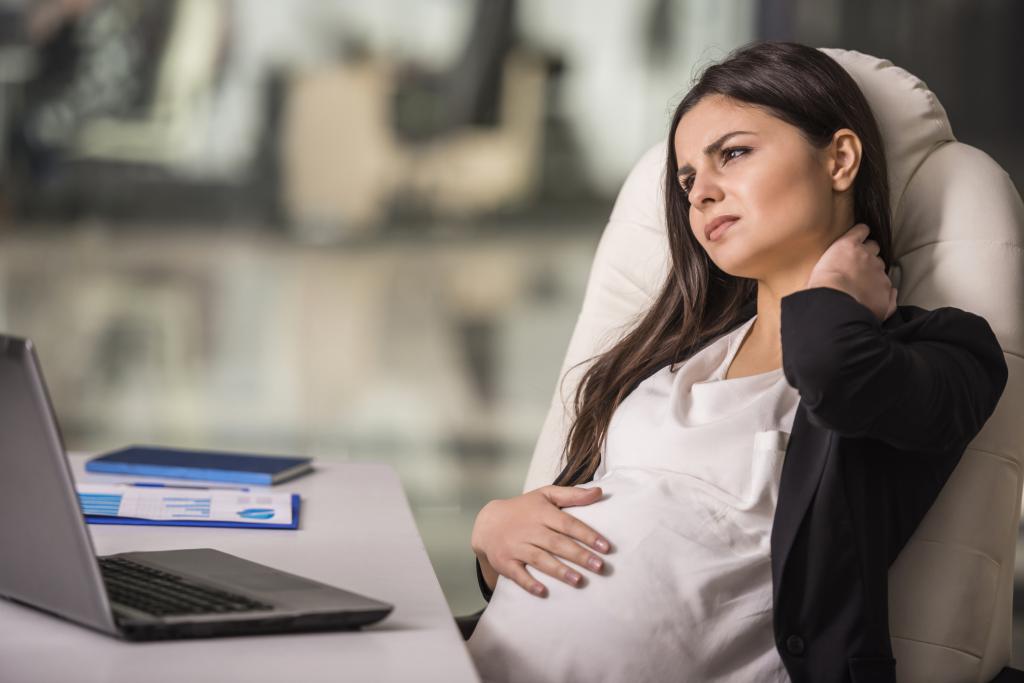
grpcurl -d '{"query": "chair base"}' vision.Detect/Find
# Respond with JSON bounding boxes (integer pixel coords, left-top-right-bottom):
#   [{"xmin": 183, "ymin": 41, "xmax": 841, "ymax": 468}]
[{"xmin": 455, "ymin": 608, "xmax": 485, "ymax": 641}]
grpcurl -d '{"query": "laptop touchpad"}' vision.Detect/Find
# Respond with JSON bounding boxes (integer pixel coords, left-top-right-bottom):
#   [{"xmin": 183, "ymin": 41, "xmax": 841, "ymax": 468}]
[{"xmin": 210, "ymin": 572, "xmax": 322, "ymax": 592}]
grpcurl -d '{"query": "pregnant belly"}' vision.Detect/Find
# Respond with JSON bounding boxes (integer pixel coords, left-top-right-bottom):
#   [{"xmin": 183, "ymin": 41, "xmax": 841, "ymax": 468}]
[{"xmin": 466, "ymin": 469, "xmax": 782, "ymax": 683}]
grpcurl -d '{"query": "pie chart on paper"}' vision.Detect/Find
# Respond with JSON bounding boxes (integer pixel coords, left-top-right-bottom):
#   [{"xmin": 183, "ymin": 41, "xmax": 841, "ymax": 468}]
[{"xmin": 238, "ymin": 508, "xmax": 276, "ymax": 520}]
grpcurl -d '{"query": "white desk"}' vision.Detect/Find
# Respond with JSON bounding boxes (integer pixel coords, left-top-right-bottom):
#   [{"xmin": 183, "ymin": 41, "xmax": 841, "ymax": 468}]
[{"xmin": 0, "ymin": 453, "xmax": 481, "ymax": 683}]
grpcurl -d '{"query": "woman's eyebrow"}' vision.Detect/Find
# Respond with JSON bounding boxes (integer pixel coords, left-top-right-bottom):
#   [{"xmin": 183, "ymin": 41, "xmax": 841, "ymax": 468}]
[{"xmin": 677, "ymin": 130, "xmax": 757, "ymax": 176}]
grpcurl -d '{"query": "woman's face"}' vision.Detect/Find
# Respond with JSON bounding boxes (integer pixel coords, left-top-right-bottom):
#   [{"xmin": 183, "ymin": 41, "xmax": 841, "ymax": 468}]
[{"xmin": 674, "ymin": 94, "xmax": 859, "ymax": 285}]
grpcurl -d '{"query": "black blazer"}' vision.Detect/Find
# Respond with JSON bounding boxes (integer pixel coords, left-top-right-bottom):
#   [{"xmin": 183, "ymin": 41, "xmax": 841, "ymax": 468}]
[{"xmin": 473, "ymin": 286, "xmax": 1010, "ymax": 683}]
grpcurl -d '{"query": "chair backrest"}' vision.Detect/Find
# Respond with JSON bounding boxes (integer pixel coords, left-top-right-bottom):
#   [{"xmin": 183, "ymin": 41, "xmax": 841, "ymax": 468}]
[{"xmin": 522, "ymin": 47, "xmax": 1024, "ymax": 683}]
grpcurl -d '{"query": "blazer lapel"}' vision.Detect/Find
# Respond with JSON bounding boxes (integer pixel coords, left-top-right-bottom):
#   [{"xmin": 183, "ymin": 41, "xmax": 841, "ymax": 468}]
[{"xmin": 769, "ymin": 405, "xmax": 833, "ymax": 606}]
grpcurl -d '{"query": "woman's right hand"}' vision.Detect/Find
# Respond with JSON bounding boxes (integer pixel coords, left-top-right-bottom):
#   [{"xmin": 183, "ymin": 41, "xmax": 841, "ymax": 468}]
[{"xmin": 470, "ymin": 485, "xmax": 612, "ymax": 598}]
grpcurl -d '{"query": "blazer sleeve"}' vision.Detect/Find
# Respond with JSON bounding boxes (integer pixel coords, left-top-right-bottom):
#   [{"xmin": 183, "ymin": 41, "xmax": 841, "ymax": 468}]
[
  {"xmin": 780, "ymin": 286, "xmax": 1009, "ymax": 453},
  {"xmin": 476, "ymin": 555, "xmax": 494, "ymax": 602}
]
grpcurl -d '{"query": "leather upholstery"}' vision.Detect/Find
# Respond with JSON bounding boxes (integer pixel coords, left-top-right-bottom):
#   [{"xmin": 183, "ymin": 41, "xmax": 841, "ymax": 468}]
[{"xmin": 520, "ymin": 48, "xmax": 1024, "ymax": 682}]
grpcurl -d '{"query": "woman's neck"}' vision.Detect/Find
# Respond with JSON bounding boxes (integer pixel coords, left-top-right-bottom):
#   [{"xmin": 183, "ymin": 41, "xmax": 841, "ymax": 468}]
[{"xmin": 742, "ymin": 269, "xmax": 816, "ymax": 370}]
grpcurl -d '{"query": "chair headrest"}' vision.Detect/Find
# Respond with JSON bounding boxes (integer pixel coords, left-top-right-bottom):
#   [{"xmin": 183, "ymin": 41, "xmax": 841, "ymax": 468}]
[{"xmin": 817, "ymin": 47, "xmax": 955, "ymax": 218}]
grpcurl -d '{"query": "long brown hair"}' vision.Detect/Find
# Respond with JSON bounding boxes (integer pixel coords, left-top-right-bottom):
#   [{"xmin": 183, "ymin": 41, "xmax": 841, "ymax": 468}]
[{"xmin": 552, "ymin": 41, "xmax": 893, "ymax": 487}]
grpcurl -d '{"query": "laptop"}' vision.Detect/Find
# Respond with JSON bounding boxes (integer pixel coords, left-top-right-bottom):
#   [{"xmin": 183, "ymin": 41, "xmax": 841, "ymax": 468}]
[{"xmin": 0, "ymin": 334, "xmax": 394, "ymax": 640}]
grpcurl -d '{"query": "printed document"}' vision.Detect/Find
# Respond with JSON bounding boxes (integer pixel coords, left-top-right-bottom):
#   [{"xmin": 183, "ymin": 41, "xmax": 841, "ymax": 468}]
[{"xmin": 76, "ymin": 483, "xmax": 294, "ymax": 525}]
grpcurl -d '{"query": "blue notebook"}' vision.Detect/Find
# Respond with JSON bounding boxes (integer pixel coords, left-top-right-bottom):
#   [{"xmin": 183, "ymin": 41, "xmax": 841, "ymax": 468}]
[{"xmin": 85, "ymin": 446, "xmax": 314, "ymax": 486}]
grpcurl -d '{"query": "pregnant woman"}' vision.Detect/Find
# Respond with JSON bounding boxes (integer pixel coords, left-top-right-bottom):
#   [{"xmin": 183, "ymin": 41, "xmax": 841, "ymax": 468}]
[{"xmin": 466, "ymin": 41, "xmax": 1007, "ymax": 683}]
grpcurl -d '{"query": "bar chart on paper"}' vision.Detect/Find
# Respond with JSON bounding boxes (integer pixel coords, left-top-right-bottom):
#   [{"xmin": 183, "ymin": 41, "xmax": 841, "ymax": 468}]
[{"xmin": 75, "ymin": 484, "xmax": 299, "ymax": 529}]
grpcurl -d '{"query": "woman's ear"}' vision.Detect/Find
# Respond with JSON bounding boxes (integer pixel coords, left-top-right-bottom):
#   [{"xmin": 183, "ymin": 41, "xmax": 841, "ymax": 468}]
[{"xmin": 827, "ymin": 128, "xmax": 862, "ymax": 193}]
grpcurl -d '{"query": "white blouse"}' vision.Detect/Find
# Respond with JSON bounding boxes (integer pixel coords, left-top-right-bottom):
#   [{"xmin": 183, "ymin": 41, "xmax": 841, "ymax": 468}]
[{"xmin": 467, "ymin": 314, "xmax": 800, "ymax": 683}]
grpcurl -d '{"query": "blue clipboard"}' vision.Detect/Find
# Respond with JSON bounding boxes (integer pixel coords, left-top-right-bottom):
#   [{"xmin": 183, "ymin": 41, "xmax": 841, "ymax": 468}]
[{"xmin": 83, "ymin": 494, "xmax": 301, "ymax": 530}]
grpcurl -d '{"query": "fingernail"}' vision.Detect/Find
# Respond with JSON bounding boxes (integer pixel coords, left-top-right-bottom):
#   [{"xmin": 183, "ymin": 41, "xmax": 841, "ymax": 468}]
[
  {"xmin": 594, "ymin": 538, "xmax": 609, "ymax": 552},
  {"xmin": 531, "ymin": 584, "xmax": 544, "ymax": 596},
  {"xmin": 566, "ymin": 570, "xmax": 581, "ymax": 584},
  {"xmin": 588, "ymin": 557, "xmax": 603, "ymax": 571}
]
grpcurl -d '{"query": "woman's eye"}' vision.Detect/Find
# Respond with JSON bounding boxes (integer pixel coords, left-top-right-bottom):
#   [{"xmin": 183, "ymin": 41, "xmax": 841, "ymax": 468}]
[
  {"xmin": 680, "ymin": 146, "xmax": 749, "ymax": 199},
  {"xmin": 722, "ymin": 146, "xmax": 748, "ymax": 162}
]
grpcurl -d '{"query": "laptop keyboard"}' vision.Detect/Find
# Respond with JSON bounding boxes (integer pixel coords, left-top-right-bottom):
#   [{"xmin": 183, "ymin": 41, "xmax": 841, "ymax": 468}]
[{"xmin": 99, "ymin": 556, "xmax": 275, "ymax": 617}]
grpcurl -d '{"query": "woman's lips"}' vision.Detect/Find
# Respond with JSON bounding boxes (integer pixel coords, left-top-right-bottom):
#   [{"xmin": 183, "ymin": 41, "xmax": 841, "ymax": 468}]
[{"xmin": 707, "ymin": 218, "xmax": 739, "ymax": 242}]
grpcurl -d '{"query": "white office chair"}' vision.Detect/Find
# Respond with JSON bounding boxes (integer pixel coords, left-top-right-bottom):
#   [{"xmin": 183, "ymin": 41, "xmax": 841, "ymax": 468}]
[{"xmin": 458, "ymin": 47, "xmax": 1024, "ymax": 682}]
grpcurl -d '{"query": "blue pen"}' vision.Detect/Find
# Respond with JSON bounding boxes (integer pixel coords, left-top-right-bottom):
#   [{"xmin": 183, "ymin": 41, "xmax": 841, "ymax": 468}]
[{"xmin": 125, "ymin": 482, "xmax": 251, "ymax": 492}]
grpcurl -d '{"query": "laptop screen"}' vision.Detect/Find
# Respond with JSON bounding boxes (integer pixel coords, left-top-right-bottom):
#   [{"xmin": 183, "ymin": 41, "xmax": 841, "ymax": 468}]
[{"xmin": 0, "ymin": 335, "xmax": 116, "ymax": 634}]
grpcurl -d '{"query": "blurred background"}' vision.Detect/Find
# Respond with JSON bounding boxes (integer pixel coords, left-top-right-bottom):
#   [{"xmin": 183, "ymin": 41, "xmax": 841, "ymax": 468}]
[{"xmin": 0, "ymin": 0, "xmax": 1020, "ymax": 653}]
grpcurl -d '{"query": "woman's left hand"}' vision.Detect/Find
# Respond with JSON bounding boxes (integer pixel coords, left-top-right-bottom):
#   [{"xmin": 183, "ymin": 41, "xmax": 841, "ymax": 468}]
[{"xmin": 805, "ymin": 222, "xmax": 898, "ymax": 322}]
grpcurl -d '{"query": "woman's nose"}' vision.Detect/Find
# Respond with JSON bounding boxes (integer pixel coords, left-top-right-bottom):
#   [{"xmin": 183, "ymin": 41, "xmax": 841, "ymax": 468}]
[{"xmin": 689, "ymin": 173, "xmax": 724, "ymax": 206}]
